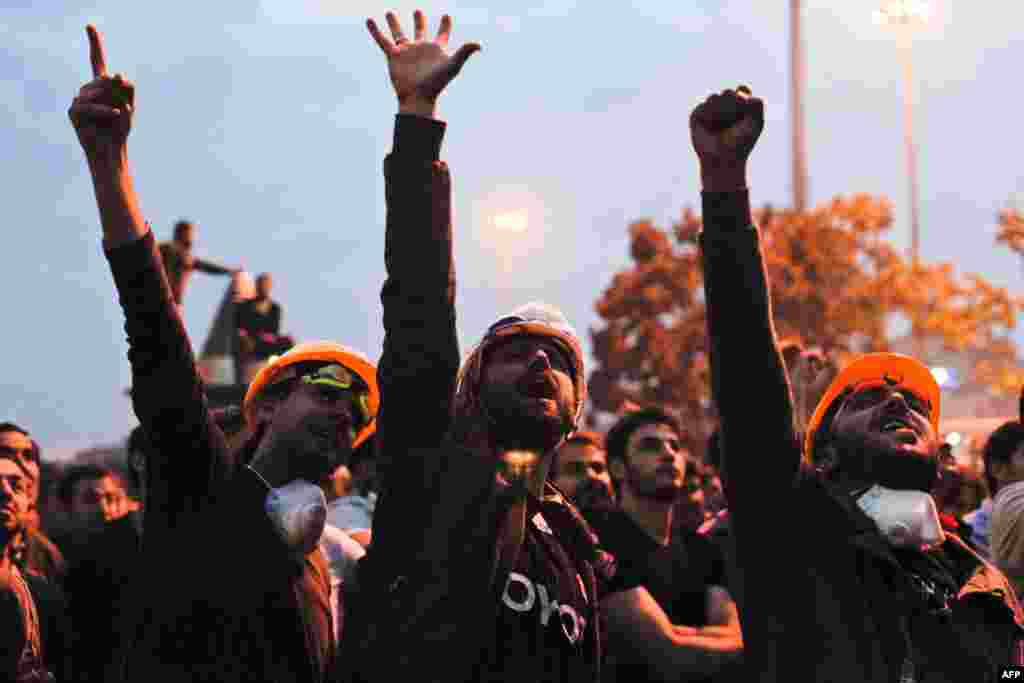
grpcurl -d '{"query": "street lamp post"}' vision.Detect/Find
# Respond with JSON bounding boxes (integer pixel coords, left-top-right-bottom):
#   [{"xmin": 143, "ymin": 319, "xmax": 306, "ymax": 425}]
[
  {"xmin": 875, "ymin": 0, "xmax": 928, "ymax": 268},
  {"xmin": 790, "ymin": 0, "xmax": 808, "ymax": 212},
  {"xmin": 876, "ymin": 1, "xmax": 928, "ymax": 358}
]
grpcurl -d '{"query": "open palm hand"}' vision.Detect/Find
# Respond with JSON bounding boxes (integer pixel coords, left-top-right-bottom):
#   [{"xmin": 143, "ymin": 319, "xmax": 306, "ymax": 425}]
[{"xmin": 367, "ymin": 11, "xmax": 480, "ymax": 117}]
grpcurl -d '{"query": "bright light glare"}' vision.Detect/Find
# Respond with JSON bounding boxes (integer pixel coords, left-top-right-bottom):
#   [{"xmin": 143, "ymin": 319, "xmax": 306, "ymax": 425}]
[
  {"xmin": 930, "ymin": 366, "xmax": 951, "ymax": 387},
  {"xmin": 493, "ymin": 210, "xmax": 529, "ymax": 233},
  {"xmin": 874, "ymin": 0, "xmax": 930, "ymax": 25},
  {"xmin": 945, "ymin": 432, "xmax": 962, "ymax": 447}
]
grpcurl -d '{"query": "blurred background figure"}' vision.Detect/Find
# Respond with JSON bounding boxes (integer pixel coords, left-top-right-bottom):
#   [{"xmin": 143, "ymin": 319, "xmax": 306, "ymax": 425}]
[
  {"xmin": 64, "ymin": 427, "xmax": 147, "ymax": 683},
  {"xmin": 551, "ymin": 430, "xmax": 614, "ymax": 509},
  {"xmin": 56, "ymin": 464, "xmax": 127, "ymax": 532},
  {"xmin": 982, "ymin": 420, "xmax": 1024, "ymax": 596},
  {"xmin": 53, "ymin": 464, "xmax": 129, "ymax": 565},
  {"xmin": 588, "ymin": 408, "xmax": 741, "ymax": 681},
  {"xmin": 158, "ymin": 219, "xmax": 236, "ymax": 307},
  {"xmin": 326, "ymin": 430, "xmax": 377, "ymax": 548},
  {"xmin": 0, "ymin": 441, "xmax": 69, "ymax": 681},
  {"xmin": 0, "ymin": 424, "xmax": 66, "ymax": 586},
  {"xmin": 235, "ymin": 272, "xmax": 295, "ymax": 384}
]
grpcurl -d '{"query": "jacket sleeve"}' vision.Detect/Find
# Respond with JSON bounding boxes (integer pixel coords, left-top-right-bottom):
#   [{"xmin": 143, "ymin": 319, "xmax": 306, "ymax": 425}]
[
  {"xmin": 699, "ymin": 191, "xmax": 800, "ymax": 514},
  {"xmin": 374, "ymin": 114, "xmax": 460, "ymax": 490},
  {"xmin": 353, "ymin": 116, "xmax": 505, "ymax": 683},
  {"xmin": 194, "ymin": 257, "xmax": 234, "ymax": 276},
  {"xmin": 105, "ymin": 232, "xmax": 232, "ymax": 541}
]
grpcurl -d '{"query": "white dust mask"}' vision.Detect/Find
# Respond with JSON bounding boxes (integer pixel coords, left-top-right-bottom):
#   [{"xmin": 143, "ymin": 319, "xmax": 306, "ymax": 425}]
[
  {"xmin": 264, "ymin": 479, "xmax": 328, "ymax": 555},
  {"xmin": 856, "ymin": 485, "xmax": 946, "ymax": 550}
]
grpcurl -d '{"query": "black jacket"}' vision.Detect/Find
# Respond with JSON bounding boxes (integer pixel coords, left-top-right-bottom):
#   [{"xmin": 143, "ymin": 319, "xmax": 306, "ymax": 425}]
[
  {"xmin": 700, "ymin": 190, "xmax": 1024, "ymax": 682},
  {"xmin": 351, "ymin": 115, "xmax": 603, "ymax": 683},
  {"xmin": 106, "ymin": 234, "xmax": 335, "ymax": 683}
]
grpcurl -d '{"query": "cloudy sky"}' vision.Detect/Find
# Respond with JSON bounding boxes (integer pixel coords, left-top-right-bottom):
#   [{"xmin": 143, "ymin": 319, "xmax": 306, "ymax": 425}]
[{"xmin": 3, "ymin": 1, "xmax": 1022, "ymax": 458}]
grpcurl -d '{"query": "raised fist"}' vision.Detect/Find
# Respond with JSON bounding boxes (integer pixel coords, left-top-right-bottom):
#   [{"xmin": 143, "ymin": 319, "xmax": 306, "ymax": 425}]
[
  {"xmin": 690, "ymin": 86, "xmax": 764, "ymax": 190},
  {"xmin": 68, "ymin": 25, "xmax": 135, "ymax": 163},
  {"xmin": 367, "ymin": 10, "xmax": 480, "ymax": 117}
]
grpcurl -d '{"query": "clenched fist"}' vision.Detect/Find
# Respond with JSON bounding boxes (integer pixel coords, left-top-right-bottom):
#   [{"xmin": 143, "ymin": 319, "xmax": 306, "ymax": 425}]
[
  {"xmin": 68, "ymin": 25, "xmax": 135, "ymax": 166},
  {"xmin": 367, "ymin": 10, "xmax": 480, "ymax": 118},
  {"xmin": 690, "ymin": 86, "xmax": 764, "ymax": 191}
]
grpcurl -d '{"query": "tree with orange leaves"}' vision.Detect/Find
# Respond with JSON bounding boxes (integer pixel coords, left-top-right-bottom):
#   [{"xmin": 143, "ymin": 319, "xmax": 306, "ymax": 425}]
[{"xmin": 590, "ymin": 195, "xmax": 1024, "ymax": 445}]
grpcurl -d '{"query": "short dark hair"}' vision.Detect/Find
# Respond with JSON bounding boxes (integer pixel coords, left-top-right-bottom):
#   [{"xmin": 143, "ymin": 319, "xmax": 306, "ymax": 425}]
[
  {"xmin": 553, "ymin": 431, "xmax": 605, "ymax": 474},
  {"xmin": 173, "ymin": 220, "xmax": 194, "ymax": 239},
  {"xmin": 0, "ymin": 422, "xmax": 29, "ymax": 437},
  {"xmin": 57, "ymin": 464, "xmax": 117, "ymax": 506},
  {"xmin": 0, "ymin": 422, "xmax": 39, "ymax": 465},
  {"xmin": 982, "ymin": 420, "xmax": 1024, "ymax": 497},
  {"xmin": 606, "ymin": 408, "xmax": 684, "ymax": 465}
]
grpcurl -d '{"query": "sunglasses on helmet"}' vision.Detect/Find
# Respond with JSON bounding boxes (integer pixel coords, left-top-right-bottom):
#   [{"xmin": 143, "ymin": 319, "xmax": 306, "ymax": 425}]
[{"xmin": 272, "ymin": 363, "xmax": 372, "ymax": 427}]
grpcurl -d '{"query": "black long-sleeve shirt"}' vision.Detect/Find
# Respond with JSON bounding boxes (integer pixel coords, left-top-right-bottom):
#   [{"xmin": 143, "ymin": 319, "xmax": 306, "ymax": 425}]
[
  {"xmin": 355, "ymin": 115, "xmax": 602, "ymax": 683},
  {"xmin": 105, "ymin": 233, "xmax": 335, "ymax": 683},
  {"xmin": 700, "ymin": 190, "xmax": 1024, "ymax": 683}
]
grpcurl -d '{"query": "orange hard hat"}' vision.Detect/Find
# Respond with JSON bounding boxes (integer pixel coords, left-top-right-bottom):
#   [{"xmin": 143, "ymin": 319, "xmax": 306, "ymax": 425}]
[
  {"xmin": 243, "ymin": 340, "xmax": 379, "ymax": 450},
  {"xmin": 803, "ymin": 352, "xmax": 941, "ymax": 460}
]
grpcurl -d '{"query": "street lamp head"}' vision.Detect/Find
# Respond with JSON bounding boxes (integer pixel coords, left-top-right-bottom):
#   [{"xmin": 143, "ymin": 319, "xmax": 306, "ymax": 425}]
[{"xmin": 874, "ymin": 0, "xmax": 930, "ymax": 26}]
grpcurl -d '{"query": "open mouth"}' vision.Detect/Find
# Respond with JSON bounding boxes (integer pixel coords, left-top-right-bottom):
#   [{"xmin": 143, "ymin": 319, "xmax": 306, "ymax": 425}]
[{"xmin": 876, "ymin": 416, "xmax": 919, "ymax": 443}]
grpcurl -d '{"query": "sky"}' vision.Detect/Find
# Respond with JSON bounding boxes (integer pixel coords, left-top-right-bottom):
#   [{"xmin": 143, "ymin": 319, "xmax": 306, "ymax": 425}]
[{"xmin": 3, "ymin": 1, "xmax": 1023, "ymax": 460}]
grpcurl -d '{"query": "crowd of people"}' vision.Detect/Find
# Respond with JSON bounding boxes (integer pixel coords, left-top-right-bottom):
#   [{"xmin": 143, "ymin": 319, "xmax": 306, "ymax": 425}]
[{"xmin": 5, "ymin": 10, "xmax": 1024, "ymax": 682}]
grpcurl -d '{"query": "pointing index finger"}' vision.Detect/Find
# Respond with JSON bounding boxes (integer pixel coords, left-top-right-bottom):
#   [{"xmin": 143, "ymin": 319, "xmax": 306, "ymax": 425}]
[{"xmin": 87, "ymin": 25, "xmax": 108, "ymax": 79}]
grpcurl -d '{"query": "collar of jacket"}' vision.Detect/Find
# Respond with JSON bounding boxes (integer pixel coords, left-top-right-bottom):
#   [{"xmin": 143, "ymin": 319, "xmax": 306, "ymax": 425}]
[{"xmin": 820, "ymin": 477, "xmax": 1024, "ymax": 630}]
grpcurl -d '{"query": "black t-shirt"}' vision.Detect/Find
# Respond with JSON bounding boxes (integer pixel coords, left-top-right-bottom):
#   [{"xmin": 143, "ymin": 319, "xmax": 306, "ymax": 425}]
[
  {"xmin": 478, "ymin": 497, "xmax": 599, "ymax": 683},
  {"xmin": 586, "ymin": 505, "xmax": 728, "ymax": 683},
  {"xmin": 587, "ymin": 504, "xmax": 726, "ymax": 626},
  {"xmin": 236, "ymin": 299, "xmax": 281, "ymax": 336}
]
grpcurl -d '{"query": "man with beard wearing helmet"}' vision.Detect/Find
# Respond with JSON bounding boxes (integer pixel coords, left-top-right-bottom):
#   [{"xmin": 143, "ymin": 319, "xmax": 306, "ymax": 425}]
[
  {"xmin": 68, "ymin": 24, "xmax": 379, "ymax": 682},
  {"xmin": 357, "ymin": 10, "xmax": 610, "ymax": 683},
  {"xmin": 693, "ymin": 84, "xmax": 1024, "ymax": 682}
]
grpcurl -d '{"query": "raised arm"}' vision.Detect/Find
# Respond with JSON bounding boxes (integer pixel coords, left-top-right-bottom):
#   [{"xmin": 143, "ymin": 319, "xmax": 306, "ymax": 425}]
[
  {"xmin": 69, "ymin": 26, "xmax": 230, "ymax": 538},
  {"xmin": 691, "ymin": 88, "xmax": 800, "ymax": 505},
  {"xmin": 369, "ymin": 11, "xmax": 479, "ymax": 455},
  {"xmin": 193, "ymin": 256, "xmax": 235, "ymax": 276}
]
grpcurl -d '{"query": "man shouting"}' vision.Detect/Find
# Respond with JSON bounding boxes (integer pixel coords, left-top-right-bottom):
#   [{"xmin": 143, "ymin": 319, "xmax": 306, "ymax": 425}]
[
  {"xmin": 69, "ymin": 25, "xmax": 379, "ymax": 682},
  {"xmin": 354, "ymin": 10, "xmax": 609, "ymax": 683},
  {"xmin": 693, "ymin": 85, "xmax": 1024, "ymax": 682}
]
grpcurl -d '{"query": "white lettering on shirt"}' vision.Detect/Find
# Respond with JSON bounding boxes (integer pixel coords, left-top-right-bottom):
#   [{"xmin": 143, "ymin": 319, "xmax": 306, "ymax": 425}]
[{"xmin": 501, "ymin": 571, "xmax": 587, "ymax": 644}]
